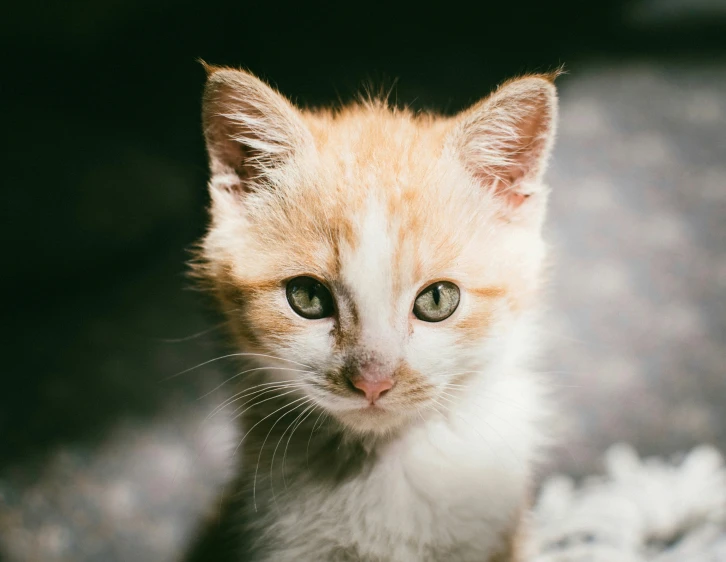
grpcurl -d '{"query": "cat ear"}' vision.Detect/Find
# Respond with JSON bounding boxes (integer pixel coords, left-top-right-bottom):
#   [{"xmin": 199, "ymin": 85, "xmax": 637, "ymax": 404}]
[
  {"xmin": 447, "ymin": 74, "xmax": 558, "ymax": 213},
  {"xmin": 201, "ymin": 65, "xmax": 314, "ymax": 191}
]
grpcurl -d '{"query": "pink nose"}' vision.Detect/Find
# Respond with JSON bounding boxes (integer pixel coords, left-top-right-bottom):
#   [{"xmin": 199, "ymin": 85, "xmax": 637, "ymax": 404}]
[{"xmin": 350, "ymin": 377, "xmax": 394, "ymax": 404}]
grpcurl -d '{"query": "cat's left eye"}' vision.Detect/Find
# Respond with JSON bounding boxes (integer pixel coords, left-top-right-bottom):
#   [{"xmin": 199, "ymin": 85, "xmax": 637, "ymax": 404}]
[
  {"xmin": 286, "ymin": 276, "xmax": 335, "ymax": 319},
  {"xmin": 413, "ymin": 281, "xmax": 460, "ymax": 322}
]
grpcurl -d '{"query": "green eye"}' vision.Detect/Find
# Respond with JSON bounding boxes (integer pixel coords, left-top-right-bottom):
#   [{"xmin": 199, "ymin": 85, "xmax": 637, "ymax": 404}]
[
  {"xmin": 286, "ymin": 276, "xmax": 335, "ymax": 319},
  {"xmin": 413, "ymin": 281, "xmax": 460, "ymax": 322}
]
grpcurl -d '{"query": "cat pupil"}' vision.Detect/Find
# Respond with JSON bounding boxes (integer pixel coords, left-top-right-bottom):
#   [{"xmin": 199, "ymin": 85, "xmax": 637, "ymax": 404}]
[
  {"xmin": 286, "ymin": 276, "xmax": 334, "ymax": 319},
  {"xmin": 413, "ymin": 281, "xmax": 459, "ymax": 322}
]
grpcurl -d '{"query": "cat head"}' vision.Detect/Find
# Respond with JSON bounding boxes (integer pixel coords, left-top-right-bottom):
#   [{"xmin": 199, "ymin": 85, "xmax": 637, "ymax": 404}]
[{"xmin": 196, "ymin": 66, "xmax": 558, "ymax": 436}]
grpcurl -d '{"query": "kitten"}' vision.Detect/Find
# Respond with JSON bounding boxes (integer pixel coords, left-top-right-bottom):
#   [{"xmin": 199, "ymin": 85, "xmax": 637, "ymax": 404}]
[{"xmin": 194, "ymin": 65, "xmax": 558, "ymax": 561}]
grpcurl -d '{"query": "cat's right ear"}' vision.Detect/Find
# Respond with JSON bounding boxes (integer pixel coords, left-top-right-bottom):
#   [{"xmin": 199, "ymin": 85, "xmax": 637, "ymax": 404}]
[
  {"xmin": 201, "ymin": 65, "xmax": 314, "ymax": 192},
  {"xmin": 445, "ymin": 73, "xmax": 558, "ymax": 220}
]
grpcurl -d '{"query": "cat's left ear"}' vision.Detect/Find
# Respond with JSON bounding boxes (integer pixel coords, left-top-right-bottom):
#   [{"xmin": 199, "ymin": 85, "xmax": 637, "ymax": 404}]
[
  {"xmin": 446, "ymin": 74, "xmax": 558, "ymax": 218},
  {"xmin": 201, "ymin": 65, "xmax": 315, "ymax": 193}
]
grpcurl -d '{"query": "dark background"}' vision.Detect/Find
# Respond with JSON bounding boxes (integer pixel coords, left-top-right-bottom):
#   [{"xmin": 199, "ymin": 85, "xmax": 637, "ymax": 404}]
[{"xmin": 1, "ymin": 1, "xmax": 725, "ymax": 560}]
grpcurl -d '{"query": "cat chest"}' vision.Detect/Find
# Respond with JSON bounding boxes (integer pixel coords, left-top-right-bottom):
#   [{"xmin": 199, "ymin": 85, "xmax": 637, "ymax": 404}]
[{"xmin": 258, "ymin": 433, "xmax": 526, "ymax": 559}]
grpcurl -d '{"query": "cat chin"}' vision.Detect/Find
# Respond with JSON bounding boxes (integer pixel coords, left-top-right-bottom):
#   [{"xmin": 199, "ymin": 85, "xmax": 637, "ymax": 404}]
[{"xmin": 331, "ymin": 405, "xmax": 417, "ymax": 436}]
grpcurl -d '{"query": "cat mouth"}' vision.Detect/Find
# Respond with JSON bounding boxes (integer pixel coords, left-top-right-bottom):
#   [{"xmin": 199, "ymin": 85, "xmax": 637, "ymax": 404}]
[
  {"xmin": 357, "ymin": 403, "xmax": 388, "ymax": 412},
  {"xmin": 347, "ymin": 389, "xmax": 395, "ymax": 413},
  {"xmin": 333, "ymin": 403, "xmax": 407, "ymax": 434},
  {"xmin": 337, "ymin": 395, "xmax": 389, "ymax": 413}
]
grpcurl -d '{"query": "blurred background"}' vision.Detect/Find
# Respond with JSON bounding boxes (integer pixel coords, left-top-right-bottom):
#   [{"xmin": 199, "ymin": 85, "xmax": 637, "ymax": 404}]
[{"xmin": 1, "ymin": 0, "xmax": 725, "ymax": 560}]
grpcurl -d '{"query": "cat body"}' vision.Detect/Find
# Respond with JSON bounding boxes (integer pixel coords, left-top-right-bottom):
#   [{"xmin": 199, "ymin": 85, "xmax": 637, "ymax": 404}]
[
  {"xmin": 234, "ymin": 364, "xmax": 544, "ymax": 561},
  {"xmin": 195, "ymin": 66, "xmax": 558, "ymax": 561}
]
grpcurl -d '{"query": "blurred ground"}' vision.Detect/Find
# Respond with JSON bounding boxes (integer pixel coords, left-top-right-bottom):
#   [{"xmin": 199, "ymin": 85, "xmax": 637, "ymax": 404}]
[{"xmin": 1, "ymin": 1, "xmax": 724, "ymax": 560}]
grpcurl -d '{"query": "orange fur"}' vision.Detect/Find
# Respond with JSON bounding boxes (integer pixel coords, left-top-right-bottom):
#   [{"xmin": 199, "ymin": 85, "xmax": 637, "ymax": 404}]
[
  {"xmin": 195, "ymin": 66, "xmax": 558, "ymax": 562},
  {"xmin": 196, "ymin": 68, "xmax": 557, "ymax": 402}
]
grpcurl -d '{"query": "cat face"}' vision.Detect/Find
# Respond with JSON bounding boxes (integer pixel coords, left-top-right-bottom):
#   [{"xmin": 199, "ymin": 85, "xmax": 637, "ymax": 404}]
[{"xmin": 198, "ymin": 67, "xmax": 558, "ymax": 435}]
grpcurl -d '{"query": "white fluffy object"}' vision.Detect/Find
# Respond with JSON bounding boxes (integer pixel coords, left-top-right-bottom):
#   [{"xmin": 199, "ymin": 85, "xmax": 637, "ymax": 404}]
[{"xmin": 530, "ymin": 444, "xmax": 726, "ymax": 561}]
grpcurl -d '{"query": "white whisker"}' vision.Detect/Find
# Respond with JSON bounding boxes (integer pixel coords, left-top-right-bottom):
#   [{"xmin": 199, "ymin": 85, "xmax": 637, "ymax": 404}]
[
  {"xmin": 198, "ymin": 366, "xmax": 315, "ymax": 399},
  {"xmin": 253, "ymin": 398, "xmax": 313, "ymax": 512},
  {"xmin": 161, "ymin": 352, "xmax": 313, "ymax": 381},
  {"xmin": 269, "ymin": 403, "xmax": 313, "ymax": 500},
  {"xmin": 230, "ymin": 387, "xmax": 309, "ymax": 421},
  {"xmin": 206, "ymin": 381, "xmax": 309, "ymax": 420},
  {"xmin": 283, "ymin": 404, "xmax": 317, "ymax": 488},
  {"xmin": 306, "ymin": 410, "xmax": 328, "ymax": 467},
  {"xmin": 440, "ymin": 385, "xmax": 531, "ymax": 414},
  {"xmin": 156, "ymin": 320, "xmax": 229, "ymax": 343},
  {"xmin": 232, "ymin": 394, "xmax": 311, "ymax": 460}
]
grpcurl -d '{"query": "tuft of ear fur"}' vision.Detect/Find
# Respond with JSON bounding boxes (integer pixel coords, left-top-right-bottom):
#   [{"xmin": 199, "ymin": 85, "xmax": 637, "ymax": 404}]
[
  {"xmin": 447, "ymin": 74, "xmax": 558, "ymax": 211},
  {"xmin": 201, "ymin": 65, "xmax": 314, "ymax": 192}
]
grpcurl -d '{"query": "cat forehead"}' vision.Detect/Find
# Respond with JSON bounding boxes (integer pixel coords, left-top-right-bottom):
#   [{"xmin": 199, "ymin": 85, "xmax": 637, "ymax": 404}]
[
  {"xmin": 269, "ymin": 190, "xmax": 467, "ymax": 286},
  {"xmin": 277, "ymin": 107, "xmax": 480, "ymax": 246},
  {"xmin": 240, "ymin": 108, "xmax": 496, "ymax": 282},
  {"xmin": 302, "ymin": 105, "xmax": 450, "ymax": 178}
]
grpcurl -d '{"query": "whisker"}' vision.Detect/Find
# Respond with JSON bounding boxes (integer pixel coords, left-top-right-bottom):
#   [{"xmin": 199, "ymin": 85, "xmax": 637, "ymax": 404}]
[
  {"xmin": 230, "ymin": 387, "xmax": 309, "ymax": 422},
  {"xmin": 252, "ymin": 398, "xmax": 313, "ymax": 512},
  {"xmin": 306, "ymin": 410, "xmax": 328, "ymax": 467},
  {"xmin": 155, "ymin": 320, "xmax": 229, "ymax": 343},
  {"xmin": 206, "ymin": 381, "xmax": 309, "ymax": 420},
  {"xmin": 429, "ymin": 369, "xmax": 576, "ymax": 384},
  {"xmin": 161, "ymin": 352, "xmax": 313, "ymax": 381},
  {"xmin": 441, "ymin": 385, "xmax": 532, "ymax": 414},
  {"xmin": 198, "ymin": 366, "xmax": 315, "ymax": 399},
  {"xmin": 268, "ymin": 402, "xmax": 316, "ymax": 510},
  {"xmin": 282, "ymin": 404, "xmax": 317, "ymax": 488},
  {"xmin": 427, "ymin": 370, "xmax": 487, "ymax": 380},
  {"xmin": 207, "ymin": 378, "xmax": 304, "ymax": 406},
  {"xmin": 269, "ymin": 403, "xmax": 312, "ymax": 500},
  {"xmin": 232, "ymin": 394, "xmax": 311, "ymax": 460},
  {"xmin": 415, "ymin": 405, "xmax": 428, "ymax": 425},
  {"xmin": 426, "ymin": 399, "xmax": 448, "ymax": 420}
]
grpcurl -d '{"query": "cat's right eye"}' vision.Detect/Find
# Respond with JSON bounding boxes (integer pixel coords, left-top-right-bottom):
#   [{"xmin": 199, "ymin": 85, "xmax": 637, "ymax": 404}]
[
  {"xmin": 413, "ymin": 281, "xmax": 460, "ymax": 322},
  {"xmin": 286, "ymin": 276, "xmax": 335, "ymax": 319}
]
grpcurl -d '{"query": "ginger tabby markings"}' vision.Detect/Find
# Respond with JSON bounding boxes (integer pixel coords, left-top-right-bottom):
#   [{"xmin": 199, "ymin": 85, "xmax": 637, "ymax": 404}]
[{"xmin": 193, "ymin": 65, "xmax": 559, "ymax": 561}]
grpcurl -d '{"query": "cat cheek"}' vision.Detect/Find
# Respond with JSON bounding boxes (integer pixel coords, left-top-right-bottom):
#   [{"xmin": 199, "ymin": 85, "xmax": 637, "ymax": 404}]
[
  {"xmin": 454, "ymin": 309, "xmax": 496, "ymax": 342},
  {"xmin": 405, "ymin": 332, "xmax": 458, "ymax": 374},
  {"xmin": 244, "ymin": 310, "xmax": 303, "ymax": 349}
]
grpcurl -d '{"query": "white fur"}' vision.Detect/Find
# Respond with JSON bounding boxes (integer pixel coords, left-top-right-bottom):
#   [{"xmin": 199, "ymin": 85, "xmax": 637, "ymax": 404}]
[
  {"xmin": 198, "ymin": 68, "xmax": 559, "ymax": 561},
  {"xmin": 342, "ymin": 197, "xmax": 400, "ymax": 351},
  {"xmin": 242, "ymin": 317, "xmax": 550, "ymax": 561}
]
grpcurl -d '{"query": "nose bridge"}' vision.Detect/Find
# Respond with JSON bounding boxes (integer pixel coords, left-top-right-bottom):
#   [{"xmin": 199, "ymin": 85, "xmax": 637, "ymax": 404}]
[
  {"xmin": 346, "ymin": 266, "xmax": 404, "ymax": 367},
  {"xmin": 340, "ymin": 197, "xmax": 403, "ymax": 364},
  {"xmin": 357, "ymin": 325, "xmax": 400, "ymax": 365}
]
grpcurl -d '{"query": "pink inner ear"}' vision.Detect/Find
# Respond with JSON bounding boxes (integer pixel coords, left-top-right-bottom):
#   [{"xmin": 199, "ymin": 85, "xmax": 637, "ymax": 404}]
[
  {"xmin": 488, "ymin": 183, "xmax": 532, "ymax": 209},
  {"xmin": 486, "ymin": 166, "xmax": 532, "ymax": 208},
  {"xmin": 476, "ymin": 166, "xmax": 534, "ymax": 209},
  {"xmin": 507, "ymin": 192, "xmax": 531, "ymax": 207},
  {"xmin": 459, "ymin": 79, "xmax": 556, "ymax": 210},
  {"xmin": 495, "ymin": 103, "xmax": 550, "ymax": 207}
]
